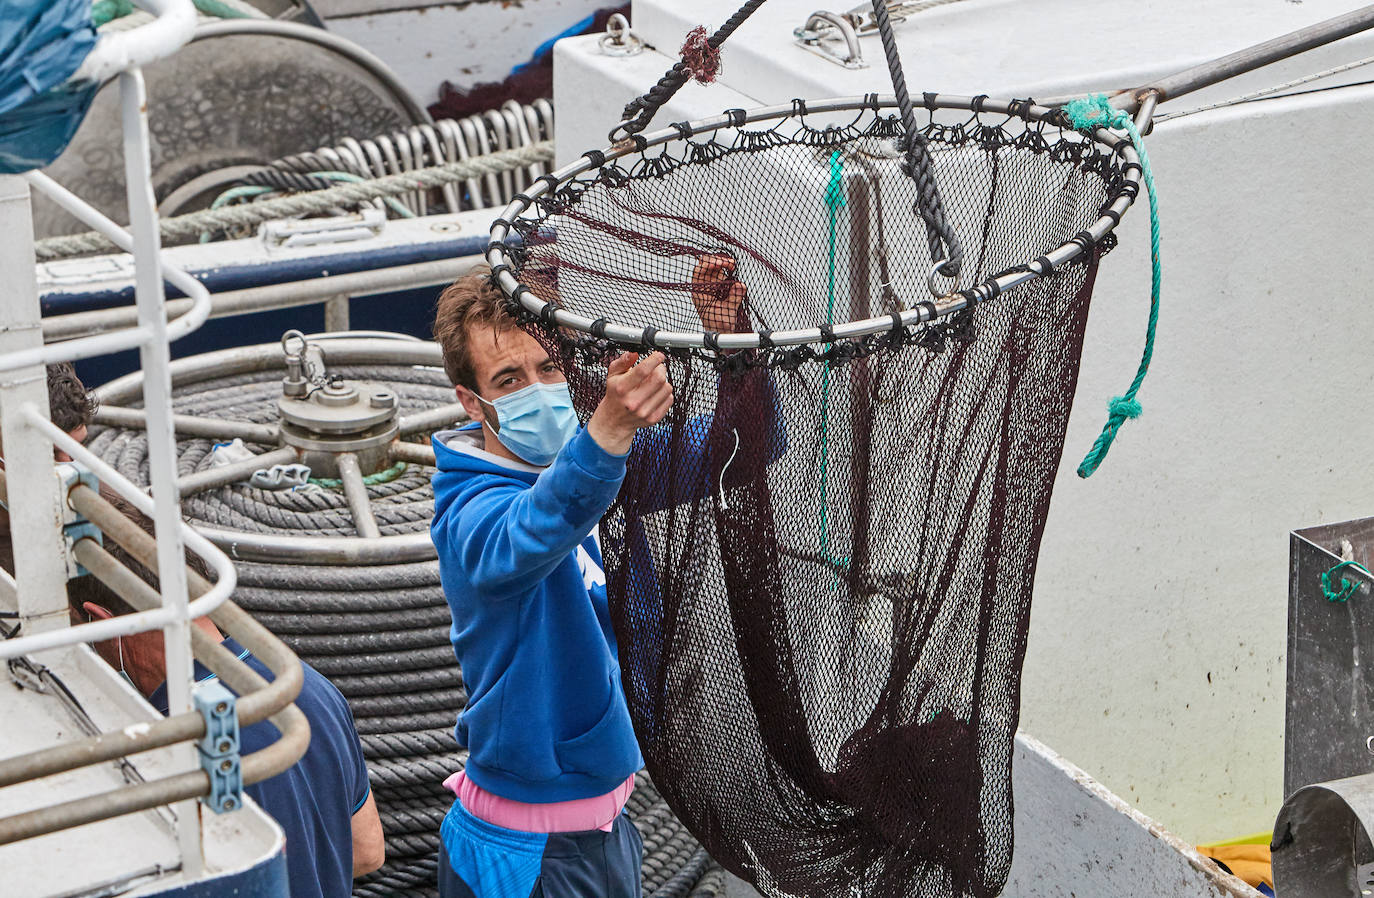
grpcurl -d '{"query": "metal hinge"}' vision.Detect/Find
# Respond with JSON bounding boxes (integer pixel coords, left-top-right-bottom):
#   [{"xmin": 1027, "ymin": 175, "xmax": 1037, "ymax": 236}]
[{"xmin": 194, "ymin": 681, "xmax": 243, "ymax": 814}]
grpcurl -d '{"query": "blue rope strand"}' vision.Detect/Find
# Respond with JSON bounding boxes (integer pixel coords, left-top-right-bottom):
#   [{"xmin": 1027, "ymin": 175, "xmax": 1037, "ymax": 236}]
[{"xmin": 1062, "ymin": 94, "xmax": 1161, "ymax": 478}]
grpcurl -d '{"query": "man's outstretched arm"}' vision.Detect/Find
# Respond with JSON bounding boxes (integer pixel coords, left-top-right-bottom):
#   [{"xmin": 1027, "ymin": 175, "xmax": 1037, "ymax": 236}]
[{"xmin": 435, "ymin": 351, "xmax": 674, "ymax": 597}]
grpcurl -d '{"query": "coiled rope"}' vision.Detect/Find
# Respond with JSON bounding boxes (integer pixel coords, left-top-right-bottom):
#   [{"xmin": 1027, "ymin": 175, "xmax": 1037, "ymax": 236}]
[
  {"xmin": 33, "ymin": 141, "xmax": 554, "ymax": 261},
  {"xmin": 87, "ymin": 363, "xmax": 727, "ymax": 896}
]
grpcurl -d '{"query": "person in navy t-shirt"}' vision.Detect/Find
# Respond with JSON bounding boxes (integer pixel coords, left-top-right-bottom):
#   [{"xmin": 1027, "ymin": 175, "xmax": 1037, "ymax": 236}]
[{"xmin": 67, "ymin": 508, "xmax": 385, "ymax": 897}]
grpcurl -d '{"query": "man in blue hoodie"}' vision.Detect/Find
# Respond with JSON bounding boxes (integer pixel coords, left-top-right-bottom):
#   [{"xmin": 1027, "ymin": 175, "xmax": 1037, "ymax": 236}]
[{"xmin": 430, "ymin": 259, "xmax": 744, "ymax": 898}]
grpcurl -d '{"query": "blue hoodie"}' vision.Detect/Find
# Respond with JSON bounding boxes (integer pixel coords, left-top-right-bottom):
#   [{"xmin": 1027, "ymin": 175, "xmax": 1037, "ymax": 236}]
[{"xmin": 430, "ymin": 423, "xmax": 643, "ymax": 803}]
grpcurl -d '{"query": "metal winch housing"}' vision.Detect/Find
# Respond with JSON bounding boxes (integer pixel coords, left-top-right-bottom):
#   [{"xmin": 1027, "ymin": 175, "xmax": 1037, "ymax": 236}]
[{"xmin": 276, "ymin": 331, "xmax": 402, "ymax": 479}]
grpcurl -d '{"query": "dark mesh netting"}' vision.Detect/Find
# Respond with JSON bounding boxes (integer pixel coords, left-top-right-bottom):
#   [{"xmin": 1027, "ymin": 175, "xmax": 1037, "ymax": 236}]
[{"xmin": 497, "ymin": 102, "xmax": 1127, "ymax": 898}]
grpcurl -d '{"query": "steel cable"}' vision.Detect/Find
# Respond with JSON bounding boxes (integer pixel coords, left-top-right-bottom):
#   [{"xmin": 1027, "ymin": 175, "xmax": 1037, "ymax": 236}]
[{"xmin": 86, "ymin": 360, "xmax": 728, "ymax": 895}]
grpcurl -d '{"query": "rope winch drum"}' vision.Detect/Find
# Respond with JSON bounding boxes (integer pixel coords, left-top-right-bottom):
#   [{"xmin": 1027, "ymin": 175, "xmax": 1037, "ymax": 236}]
[{"xmin": 85, "ymin": 332, "xmax": 730, "ymax": 897}]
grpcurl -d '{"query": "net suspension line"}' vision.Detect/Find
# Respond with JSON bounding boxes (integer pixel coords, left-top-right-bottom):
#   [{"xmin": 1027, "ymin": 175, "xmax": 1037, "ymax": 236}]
[
  {"xmin": 819, "ymin": 149, "xmax": 850, "ymax": 577},
  {"xmin": 608, "ymin": 0, "xmax": 963, "ymax": 291},
  {"xmin": 866, "ymin": 0, "xmax": 964, "ymax": 278}
]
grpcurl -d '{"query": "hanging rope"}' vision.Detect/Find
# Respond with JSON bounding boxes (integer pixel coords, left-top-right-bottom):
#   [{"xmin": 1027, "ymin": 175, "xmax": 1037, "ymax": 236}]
[
  {"xmin": 867, "ymin": 0, "xmax": 964, "ymax": 278},
  {"xmin": 1063, "ymin": 93, "xmax": 1161, "ymax": 479},
  {"xmin": 818, "ymin": 150, "xmax": 848, "ymax": 574},
  {"xmin": 610, "ymin": 0, "xmax": 769, "ymax": 141},
  {"xmin": 1322, "ymin": 560, "xmax": 1372, "ymax": 603}
]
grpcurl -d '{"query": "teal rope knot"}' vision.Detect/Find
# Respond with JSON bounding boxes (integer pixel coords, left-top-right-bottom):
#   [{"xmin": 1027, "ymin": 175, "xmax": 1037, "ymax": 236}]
[
  {"xmin": 1063, "ymin": 95, "xmax": 1128, "ymax": 131},
  {"xmin": 1322, "ymin": 560, "xmax": 1372, "ymax": 603},
  {"xmin": 1068, "ymin": 93, "xmax": 1162, "ymax": 479},
  {"xmin": 1108, "ymin": 396, "xmax": 1142, "ymax": 419}
]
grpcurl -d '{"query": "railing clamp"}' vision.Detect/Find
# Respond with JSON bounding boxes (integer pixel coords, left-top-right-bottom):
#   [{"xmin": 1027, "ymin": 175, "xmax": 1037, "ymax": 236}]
[
  {"xmin": 194, "ymin": 681, "xmax": 243, "ymax": 814},
  {"xmin": 56, "ymin": 462, "xmax": 102, "ymax": 578}
]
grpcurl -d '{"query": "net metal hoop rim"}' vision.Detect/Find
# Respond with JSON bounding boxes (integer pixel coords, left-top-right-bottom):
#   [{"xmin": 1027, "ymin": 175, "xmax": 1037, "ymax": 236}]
[{"xmin": 486, "ymin": 93, "xmax": 1142, "ymax": 351}]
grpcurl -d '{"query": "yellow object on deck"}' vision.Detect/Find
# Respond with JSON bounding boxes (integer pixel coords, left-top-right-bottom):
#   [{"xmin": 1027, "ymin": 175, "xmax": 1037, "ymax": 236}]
[{"xmin": 1197, "ymin": 844, "xmax": 1273, "ymax": 889}]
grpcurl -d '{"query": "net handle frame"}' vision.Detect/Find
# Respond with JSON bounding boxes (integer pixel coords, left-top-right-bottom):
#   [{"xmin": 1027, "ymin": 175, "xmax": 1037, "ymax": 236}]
[{"xmin": 486, "ymin": 93, "xmax": 1143, "ymax": 352}]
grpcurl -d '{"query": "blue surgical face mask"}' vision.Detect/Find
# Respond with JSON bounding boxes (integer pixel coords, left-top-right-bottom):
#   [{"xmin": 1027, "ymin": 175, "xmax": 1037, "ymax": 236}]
[{"xmin": 476, "ymin": 381, "xmax": 578, "ymax": 466}]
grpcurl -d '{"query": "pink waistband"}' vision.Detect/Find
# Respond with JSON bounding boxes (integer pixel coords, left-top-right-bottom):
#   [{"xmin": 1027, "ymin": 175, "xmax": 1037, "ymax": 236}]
[{"xmin": 443, "ymin": 770, "xmax": 635, "ymax": 834}]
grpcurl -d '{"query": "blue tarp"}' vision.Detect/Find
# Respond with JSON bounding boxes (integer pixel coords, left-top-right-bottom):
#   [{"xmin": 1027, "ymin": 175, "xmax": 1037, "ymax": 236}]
[{"xmin": 0, "ymin": 0, "xmax": 99, "ymax": 173}]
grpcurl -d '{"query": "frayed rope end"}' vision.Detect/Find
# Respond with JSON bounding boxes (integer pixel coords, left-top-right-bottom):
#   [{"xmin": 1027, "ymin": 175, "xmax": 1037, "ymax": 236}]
[
  {"xmin": 1076, "ymin": 395, "xmax": 1143, "ymax": 479},
  {"xmin": 681, "ymin": 26, "xmax": 721, "ymax": 84}
]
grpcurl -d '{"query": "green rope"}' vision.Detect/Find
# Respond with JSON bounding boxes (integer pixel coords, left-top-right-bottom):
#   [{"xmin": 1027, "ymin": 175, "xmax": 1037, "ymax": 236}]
[
  {"xmin": 1062, "ymin": 94, "xmax": 1162, "ymax": 478},
  {"xmin": 91, "ymin": 0, "xmax": 135, "ymax": 27},
  {"xmin": 191, "ymin": 0, "xmax": 258, "ymax": 19},
  {"xmin": 201, "ymin": 170, "xmax": 416, "ymax": 243},
  {"xmin": 201, "ymin": 184, "xmax": 274, "ymax": 242},
  {"xmin": 1321, "ymin": 560, "xmax": 1372, "ymax": 603},
  {"xmin": 303, "ymin": 171, "xmax": 417, "ymax": 219},
  {"xmin": 309, "ymin": 461, "xmax": 408, "ymax": 490},
  {"xmin": 93, "ymin": 0, "xmax": 256, "ymax": 26},
  {"xmin": 818, "ymin": 150, "xmax": 849, "ymax": 573}
]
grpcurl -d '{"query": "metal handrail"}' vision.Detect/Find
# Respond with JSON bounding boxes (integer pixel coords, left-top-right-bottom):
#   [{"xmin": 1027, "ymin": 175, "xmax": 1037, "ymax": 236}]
[
  {"xmin": 0, "ymin": 486, "xmax": 309, "ymax": 843},
  {"xmin": 72, "ymin": 0, "xmax": 197, "ymax": 85},
  {"xmin": 0, "ymin": 414, "xmax": 237, "ymax": 661},
  {"xmin": 0, "ymin": 171, "xmax": 214, "ymax": 374}
]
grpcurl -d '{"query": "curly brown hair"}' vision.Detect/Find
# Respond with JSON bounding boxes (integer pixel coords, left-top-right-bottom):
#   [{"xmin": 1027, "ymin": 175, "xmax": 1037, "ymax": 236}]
[
  {"xmin": 432, "ymin": 265, "xmax": 521, "ymax": 390},
  {"xmin": 46, "ymin": 362, "xmax": 98, "ymax": 434}
]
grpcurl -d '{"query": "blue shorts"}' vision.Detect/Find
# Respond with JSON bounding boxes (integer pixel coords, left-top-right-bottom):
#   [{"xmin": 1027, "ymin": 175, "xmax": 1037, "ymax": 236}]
[{"xmin": 437, "ymin": 799, "xmax": 644, "ymax": 898}]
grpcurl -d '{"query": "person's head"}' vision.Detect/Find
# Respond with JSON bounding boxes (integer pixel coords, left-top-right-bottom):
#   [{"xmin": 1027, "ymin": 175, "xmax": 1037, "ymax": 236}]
[
  {"xmin": 46, "ymin": 362, "xmax": 97, "ymax": 461},
  {"xmin": 66, "ymin": 498, "xmax": 218, "ymax": 696},
  {"xmin": 0, "ymin": 364, "xmax": 96, "ymax": 464},
  {"xmin": 433, "ymin": 265, "xmax": 575, "ymax": 465}
]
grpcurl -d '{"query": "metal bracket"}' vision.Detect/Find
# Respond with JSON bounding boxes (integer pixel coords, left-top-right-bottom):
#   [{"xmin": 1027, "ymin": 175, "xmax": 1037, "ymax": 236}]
[
  {"xmin": 194, "ymin": 680, "xmax": 244, "ymax": 814},
  {"xmin": 56, "ymin": 463, "xmax": 102, "ymax": 578},
  {"xmin": 260, "ymin": 208, "xmax": 385, "ymax": 249},
  {"xmin": 793, "ymin": 11, "xmax": 868, "ymax": 69}
]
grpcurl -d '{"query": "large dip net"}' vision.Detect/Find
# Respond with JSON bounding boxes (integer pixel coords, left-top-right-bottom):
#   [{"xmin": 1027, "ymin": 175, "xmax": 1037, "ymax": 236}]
[{"xmin": 487, "ymin": 6, "xmax": 1144, "ymax": 895}]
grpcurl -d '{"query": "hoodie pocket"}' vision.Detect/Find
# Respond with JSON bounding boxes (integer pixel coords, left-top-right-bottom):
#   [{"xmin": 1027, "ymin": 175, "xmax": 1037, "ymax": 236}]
[{"xmin": 553, "ymin": 672, "xmax": 641, "ymax": 777}]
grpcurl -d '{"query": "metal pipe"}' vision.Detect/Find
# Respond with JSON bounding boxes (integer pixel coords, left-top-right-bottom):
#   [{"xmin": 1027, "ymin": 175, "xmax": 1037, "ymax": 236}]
[
  {"xmin": 42, "ymin": 255, "xmax": 481, "ymax": 344},
  {"xmin": 94, "ymin": 406, "xmax": 281, "ymax": 445},
  {"xmin": 12, "ymin": 171, "xmax": 213, "ymax": 372},
  {"xmin": 336, "ymin": 453, "xmax": 381, "ymax": 539},
  {"xmin": 323, "ymin": 295, "xmax": 351, "ymax": 333},
  {"xmin": 396, "ymin": 402, "xmax": 466, "ymax": 436},
  {"xmin": 194, "ymin": 526, "xmax": 435, "ymax": 564},
  {"xmin": 10, "ymin": 409, "xmax": 240, "ymax": 636},
  {"xmin": 1125, "ymin": 4, "xmax": 1374, "ymax": 110},
  {"xmin": 0, "ymin": 706, "xmax": 308, "ymax": 846},
  {"xmin": 0, "ymin": 566, "xmax": 16, "ymax": 612},
  {"xmin": 0, "ymin": 463, "xmax": 224, "ymax": 660},
  {"xmin": 72, "ymin": 0, "xmax": 196, "ymax": 84},
  {"xmin": 177, "ymin": 445, "xmax": 298, "ymax": 496},
  {"xmin": 0, "ymin": 509, "xmax": 305, "ymax": 789},
  {"xmin": 68, "ymin": 538, "xmax": 302, "ymax": 725},
  {"xmin": 71, "ymin": 480, "xmax": 308, "ymax": 711},
  {"xmin": 390, "ymin": 440, "xmax": 437, "ymax": 467}
]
